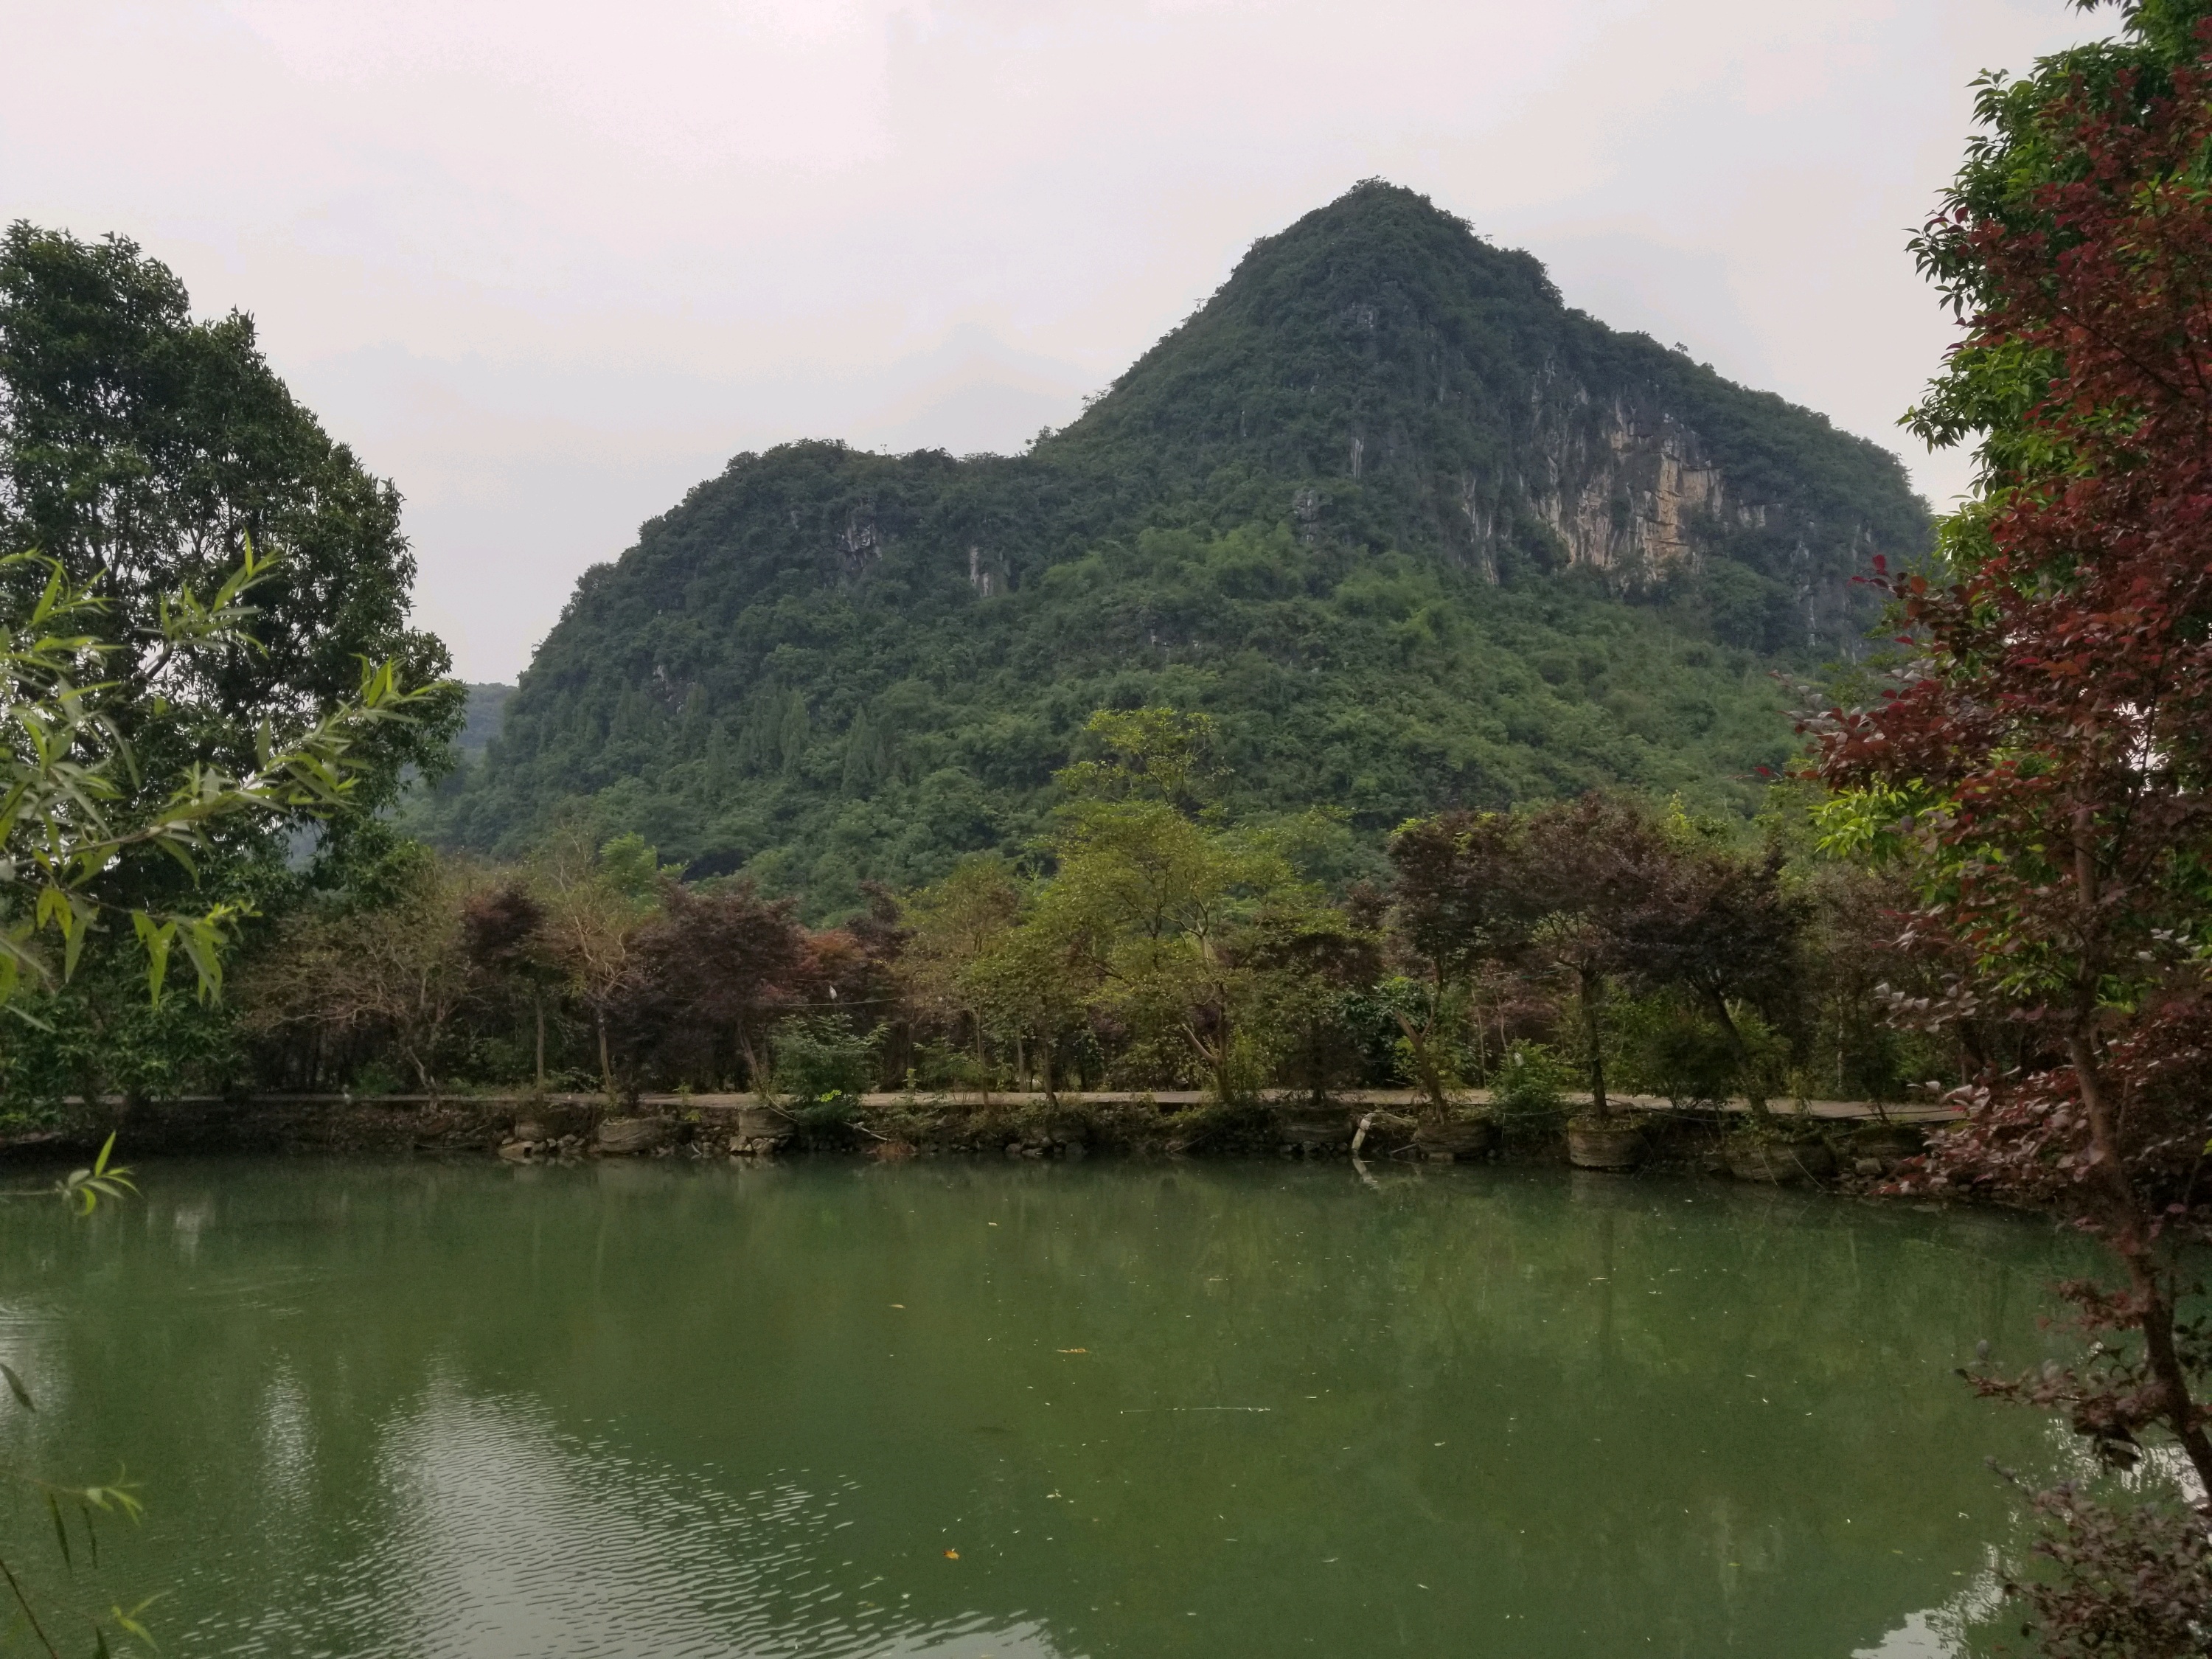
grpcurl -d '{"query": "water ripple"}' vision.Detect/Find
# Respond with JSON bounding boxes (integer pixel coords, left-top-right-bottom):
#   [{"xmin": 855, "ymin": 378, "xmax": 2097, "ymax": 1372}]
[{"xmin": 171, "ymin": 1380, "xmax": 1070, "ymax": 1658}]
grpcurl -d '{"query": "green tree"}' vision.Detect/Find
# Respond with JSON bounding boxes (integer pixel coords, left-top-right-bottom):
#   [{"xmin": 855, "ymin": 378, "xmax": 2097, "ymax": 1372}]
[
  {"xmin": 1056, "ymin": 706, "xmax": 1222, "ymax": 814},
  {"xmin": 1241, "ymin": 897, "xmax": 1382, "ymax": 1103},
  {"xmin": 0, "ymin": 226, "xmax": 460, "ymax": 1101},
  {"xmin": 767, "ymin": 1013, "xmax": 878, "ymax": 1130},
  {"xmin": 1040, "ymin": 713, "xmax": 1303, "ymax": 1099},
  {"xmin": 964, "ymin": 908, "xmax": 1099, "ymax": 1102},
  {"xmin": 0, "ymin": 547, "xmax": 428, "ymax": 1653},
  {"xmin": 900, "ymin": 856, "xmax": 1024, "ymax": 1080},
  {"xmin": 0, "ymin": 225, "xmax": 456, "ymax": 823},
  {"xmin": 529, "ymin": 829, "xmax": 664, "ymax": 1098},
  {"xmin": 1905, "ymin": 0, "xmax": 2212, "ymax": 499}
]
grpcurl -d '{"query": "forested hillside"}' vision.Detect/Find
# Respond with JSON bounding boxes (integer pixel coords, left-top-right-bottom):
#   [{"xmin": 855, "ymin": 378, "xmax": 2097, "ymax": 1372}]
[{"xmin": 420, "ymin": 182, "xmax": 1928, "ymax": 914}]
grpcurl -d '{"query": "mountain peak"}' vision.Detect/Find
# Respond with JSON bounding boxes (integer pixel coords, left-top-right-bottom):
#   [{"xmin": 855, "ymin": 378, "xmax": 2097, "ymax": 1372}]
[
  {"xmin": 423, "ymin": 184, "xmax": 1929, "ymax": 912},
  {"xmin": 1237, "ymin": 176, "xmax": 1559, "ymax": 307},
  {"xmin": 1053, "ymin": 176, "xmax": 1916, "ymax": 608},
  {"xmin": 1059, "ymin": 177, "xmax": 1553, "ymax": 452}
]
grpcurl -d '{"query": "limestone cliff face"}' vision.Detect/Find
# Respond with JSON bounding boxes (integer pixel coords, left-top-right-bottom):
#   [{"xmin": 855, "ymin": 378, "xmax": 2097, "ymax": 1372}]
[
  {"xmin": 1434, "ymin": 370, "xmax": 1812, "ymax": 599},
  {"xmin": 1531, "ymin": 403, "xmax": 1718, "ymax": 574},
  {"xmin": 1498, "ymin": 385, "xmax": 1763, "ymax": 580}
]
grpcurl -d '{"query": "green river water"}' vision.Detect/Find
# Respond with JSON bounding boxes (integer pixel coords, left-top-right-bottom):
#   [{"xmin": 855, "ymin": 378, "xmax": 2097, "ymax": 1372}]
[{"xmin": 0, "ymin": 1157, "xmax": 2108, "ymax": 1657}]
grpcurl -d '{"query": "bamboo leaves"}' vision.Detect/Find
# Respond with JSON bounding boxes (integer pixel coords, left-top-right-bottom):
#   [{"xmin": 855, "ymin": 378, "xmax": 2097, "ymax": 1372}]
[
  {"xmin": 57, "ymin": 1137, "xmax": 135, "ymax": 1217},
  {"xmin": 0, "ymin": 547, "xmax": 441, "ymax": 1010}
]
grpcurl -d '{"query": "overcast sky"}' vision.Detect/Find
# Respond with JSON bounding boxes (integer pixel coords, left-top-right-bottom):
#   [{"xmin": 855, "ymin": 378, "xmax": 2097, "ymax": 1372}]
[{"xmin": 5, "ymin": 0, "xmax": 2097, "ymax": 682}]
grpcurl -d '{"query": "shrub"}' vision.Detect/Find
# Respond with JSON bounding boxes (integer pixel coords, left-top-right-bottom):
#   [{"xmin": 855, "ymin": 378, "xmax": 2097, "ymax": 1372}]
[
  {"xmin": 1610, "ymin": 994, "xmax": 1739, "ymax": 1106},
  {"xmin": 1611, "ymin": 993, "xmax": 1790, "ymax": 1108},
  {"xmin": 1492, "ymin": 1041, "xmax": 1570, "ymax": 1137},
  {"xmin": 769, "ymin": 1015, "xmax": 880, "ymax": 1131}
]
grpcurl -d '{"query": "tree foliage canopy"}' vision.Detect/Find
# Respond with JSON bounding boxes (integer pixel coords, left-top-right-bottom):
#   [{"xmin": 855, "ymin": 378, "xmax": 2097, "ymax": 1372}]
[
  {"xmin": 1, "ymin": 549, "xmax": 435, "ymax": 1015},
  {"xmin": 0, "ymin": 222, "xmax": 457, "ymax": 820}
]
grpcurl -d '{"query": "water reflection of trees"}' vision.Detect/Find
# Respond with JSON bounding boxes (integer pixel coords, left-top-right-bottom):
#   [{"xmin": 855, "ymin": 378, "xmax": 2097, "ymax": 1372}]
[{"xmin": 0, "ymin": 1161, "xmax": 2093, "ymax": 1658}]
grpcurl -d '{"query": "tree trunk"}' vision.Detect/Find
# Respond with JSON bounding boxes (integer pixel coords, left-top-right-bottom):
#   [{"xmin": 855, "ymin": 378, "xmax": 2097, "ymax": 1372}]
[
  {"xmin": 533, "ymin": 994, "xmax": 546, "ymax": 1094},
  {"xmin": 2066, "ymin": 810, "xmax": 2212, "ymax": 1499},
  {"xmin": 1707, "ymin": 989, "xmax": 1773, "ymax": 1122},
  {"xmin": 2069, "ymin": 1028, "xmax": 2212, "ymax": 1497},
  {"xmin": 1186, "ymin": 1018, "xmax": 1234, "ymax": 1105},
  {"xmin": 736, "ymin": 1027, "xmax": 768, "ymax": 1102},
  {"xmin": 1391, "ymin": 1008, "xmax": 1450, "ymax": 1121},
  {"xmin": 1580, "ymin": 965, "xmax": 1608, "ymax": 1119},
  {"xmin": 596, "ymin": 1009, "xmax": 614, "ymax": 1101}
]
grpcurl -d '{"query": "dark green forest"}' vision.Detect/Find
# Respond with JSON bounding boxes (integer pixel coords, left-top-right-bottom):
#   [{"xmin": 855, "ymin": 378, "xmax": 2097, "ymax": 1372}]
[{"xmin": 415, "ymin": 183, "xmax": 1929, "ymax": 915}]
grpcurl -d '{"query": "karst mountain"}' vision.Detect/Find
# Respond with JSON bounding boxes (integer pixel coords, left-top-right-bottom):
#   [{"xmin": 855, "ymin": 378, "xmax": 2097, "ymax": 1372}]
[{"xmin": 422, "ymin": 181, "xmax": 1927, "ymax": 912}]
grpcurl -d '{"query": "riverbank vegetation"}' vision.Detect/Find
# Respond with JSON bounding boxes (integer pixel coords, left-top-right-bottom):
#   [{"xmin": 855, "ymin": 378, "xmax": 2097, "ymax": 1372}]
[
  {"xmin": 0, "ymin": 705, "xmax": 1958, "ymax": 1133},
  {"xmin": 0, "ymin": 229, "xmax": 444, "ymax": 1646}
]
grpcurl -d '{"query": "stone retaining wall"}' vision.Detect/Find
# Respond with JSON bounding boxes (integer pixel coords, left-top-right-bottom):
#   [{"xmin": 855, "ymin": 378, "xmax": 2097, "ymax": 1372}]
[{"xmin": 0, "ymin": 1090, "xmax": 1943, "ymax": 1168}]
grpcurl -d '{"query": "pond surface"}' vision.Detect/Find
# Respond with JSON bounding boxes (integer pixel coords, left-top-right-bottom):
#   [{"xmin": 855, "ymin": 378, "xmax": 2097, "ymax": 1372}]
[{"xmin": 0, "ymin": 1157, "xmax": 2101, "ymax": 1658}]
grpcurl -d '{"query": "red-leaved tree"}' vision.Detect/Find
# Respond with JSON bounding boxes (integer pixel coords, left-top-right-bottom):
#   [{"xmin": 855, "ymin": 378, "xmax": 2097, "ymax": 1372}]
[
  {"xmin": 622, "ymin": 880, "xmax": 821, "ymax": 1094},
  {"xmin": 1815, "ymin": 25, "xmax": 2212, "ymax": 1645}
]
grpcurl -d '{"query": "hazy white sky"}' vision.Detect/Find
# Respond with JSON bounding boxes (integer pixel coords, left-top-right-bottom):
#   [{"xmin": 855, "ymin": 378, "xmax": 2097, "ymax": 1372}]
[{"xmin": 4, "ymin": 0, "xmax": 2095, "ymax": 681}]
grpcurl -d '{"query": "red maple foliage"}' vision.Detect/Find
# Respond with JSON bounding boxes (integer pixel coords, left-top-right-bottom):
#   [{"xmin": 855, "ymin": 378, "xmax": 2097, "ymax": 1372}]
[
  {"xmin": 619, "ymin": 880, "xmax": 824, "ymax": 1091},
  {"xmin": 1813, "ymin": 32, "xmax": 2212, "ymax": 1618}
]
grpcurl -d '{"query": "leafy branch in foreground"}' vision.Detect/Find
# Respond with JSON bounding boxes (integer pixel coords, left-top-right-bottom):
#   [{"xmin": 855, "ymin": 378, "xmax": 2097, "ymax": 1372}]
[
  {"xmin": 55, "ymin": 1135, "xmax": 133, "ymax": 1219},
  {"xmin": 0, "ymin": 1135, "xmax": 155, "ymax": 1656},
  {"xmin": 0, "ymin": 543, "xmax": 442, "ymax": 1012},
  {"xmin": 0, "ymin": 542, "xmax": 433, "ymax": 1649}
]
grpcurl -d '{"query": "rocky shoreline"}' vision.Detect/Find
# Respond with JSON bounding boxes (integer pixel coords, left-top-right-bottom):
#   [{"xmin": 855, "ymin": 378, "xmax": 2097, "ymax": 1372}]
[{"xmin": 0, "ymin": 1089, "xmax": 1947, "ymax": 1188}]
